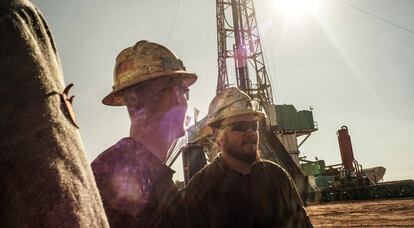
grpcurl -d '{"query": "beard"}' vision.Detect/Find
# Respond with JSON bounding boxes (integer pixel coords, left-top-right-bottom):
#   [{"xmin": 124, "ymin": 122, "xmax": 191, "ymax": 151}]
[
  {"xmin": 223, "ymin": 136, "xmax": 258, "ymax": 164},
  {"xmin": 226, "ymin": 148, "xmax": 257, "ymax": 164}
]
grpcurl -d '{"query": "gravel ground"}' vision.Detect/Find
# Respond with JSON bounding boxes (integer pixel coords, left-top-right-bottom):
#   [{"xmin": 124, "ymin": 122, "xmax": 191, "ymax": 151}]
[{"xmin": 306, "ymin": 197, "xmax": 414, "ymax": 227}]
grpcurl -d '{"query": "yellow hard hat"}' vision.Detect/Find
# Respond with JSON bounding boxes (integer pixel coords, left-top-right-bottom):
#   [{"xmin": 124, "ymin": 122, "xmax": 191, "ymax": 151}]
[
  {"xmin": 205, "ymin": 87, "xmax": 266, "ymax": 130},
  {"xmin": 102, "ymin": 40, "xmax": 197, "ymax": 106}
]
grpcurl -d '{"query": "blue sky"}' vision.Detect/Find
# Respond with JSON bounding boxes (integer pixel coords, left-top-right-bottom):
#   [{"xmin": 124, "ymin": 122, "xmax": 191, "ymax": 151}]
[{"xmin": 32, "ymin": 0, "xmax": 414, "ymax": 181}]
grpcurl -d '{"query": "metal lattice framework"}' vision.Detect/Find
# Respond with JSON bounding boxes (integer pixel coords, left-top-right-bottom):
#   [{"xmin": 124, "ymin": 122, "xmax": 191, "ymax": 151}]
[{"xmin": 216, "ymin": 0, "xmax": 274, "ymax": 111}]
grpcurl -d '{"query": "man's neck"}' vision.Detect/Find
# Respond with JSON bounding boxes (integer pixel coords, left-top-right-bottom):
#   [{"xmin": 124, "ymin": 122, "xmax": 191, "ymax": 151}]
[
  {"xmin": 221, "ymin": 152, "xmax": 252, "ymax": 175},
  {"xmin": 130, "ymin": 123, "xmax": 173, "ymax": 163}
]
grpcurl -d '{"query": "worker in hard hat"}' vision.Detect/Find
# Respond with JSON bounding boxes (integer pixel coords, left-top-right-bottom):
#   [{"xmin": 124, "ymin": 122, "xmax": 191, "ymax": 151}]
[
  {"xmin": 91, "ymin": 40, "xmax": 197, "ymax": 228},
  {"xmin": 183, "ymin": 87, "xmax": 312, "ymax": 228}
]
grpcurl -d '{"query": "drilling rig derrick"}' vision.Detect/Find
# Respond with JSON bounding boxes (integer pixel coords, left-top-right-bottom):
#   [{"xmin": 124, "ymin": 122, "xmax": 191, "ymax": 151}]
[
  {"xmin": 216, "ymin": 0, "xmax": 273, "ymax": 112},
  {"xmin": 179, "ymin": 0, "xmax": 317, "ymax": 201}
]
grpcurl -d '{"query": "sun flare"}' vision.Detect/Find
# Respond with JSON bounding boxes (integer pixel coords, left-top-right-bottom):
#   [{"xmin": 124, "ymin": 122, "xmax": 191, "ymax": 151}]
[{"xmin": 275, "ymin": 0, "xmax": 320, "ymax": 17}]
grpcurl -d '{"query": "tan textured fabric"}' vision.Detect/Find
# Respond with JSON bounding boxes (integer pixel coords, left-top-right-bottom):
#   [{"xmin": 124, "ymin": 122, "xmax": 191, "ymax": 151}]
[{"xmin": 0, "ymin": 0, "xmax": 108, "ymax": 227}]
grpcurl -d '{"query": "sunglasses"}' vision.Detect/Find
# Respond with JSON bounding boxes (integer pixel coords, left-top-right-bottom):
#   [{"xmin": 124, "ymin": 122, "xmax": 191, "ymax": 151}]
[
  {"xmin": 156, "ymin": 85, "xmax": 189, "ymax": 101},
  {"xmin": 223, "ymin": 121, "xmax": 259, "ymax": 132},
  {"xmin": 171, "ymin": 85, "xmax": 190, "ymax": 100}
]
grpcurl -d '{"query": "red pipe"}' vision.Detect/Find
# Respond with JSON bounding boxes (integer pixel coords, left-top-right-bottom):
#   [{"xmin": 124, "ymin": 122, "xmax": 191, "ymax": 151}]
[{"xmin": 337, "ymin": 126, "xmax": 355, "ymax": 170}]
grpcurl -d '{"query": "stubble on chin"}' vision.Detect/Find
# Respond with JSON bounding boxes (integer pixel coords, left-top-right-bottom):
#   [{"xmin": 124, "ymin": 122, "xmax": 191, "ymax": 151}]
[{"xmin": 225, "ymin": 144, "xmax": 258, "ymax": 164}]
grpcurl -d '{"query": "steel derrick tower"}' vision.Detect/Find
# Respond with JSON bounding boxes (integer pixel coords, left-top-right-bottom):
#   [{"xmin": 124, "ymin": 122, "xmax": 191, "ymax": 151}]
[{"xmin": 216, "ymin": 0, "xmax": 274, "ymax": 111}]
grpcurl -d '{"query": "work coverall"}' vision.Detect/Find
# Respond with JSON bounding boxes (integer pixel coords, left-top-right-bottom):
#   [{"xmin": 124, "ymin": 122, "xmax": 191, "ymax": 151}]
[
  {"xmin": 183, "ymin": 155, "xmax": 313, "ymax": 228},
  {"xmin": 92, "ymin": 137, "xmax": 183, "ymax": 228}
]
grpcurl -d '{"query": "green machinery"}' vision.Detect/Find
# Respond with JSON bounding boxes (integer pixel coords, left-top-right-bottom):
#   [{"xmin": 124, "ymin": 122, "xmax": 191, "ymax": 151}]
[{"xmin": 300, "ymin": 146, "xmax": 414, "ymax": 201}]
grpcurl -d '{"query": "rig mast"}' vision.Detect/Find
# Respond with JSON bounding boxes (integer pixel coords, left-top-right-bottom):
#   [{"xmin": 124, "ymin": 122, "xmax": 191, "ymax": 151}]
[
  {"xmin": 180, "ymin": 0, "xmax": 317, "ymax": 199},
  {"xmin": 216, "ymin": 0, "xmax": 274, "ymax": 111}
]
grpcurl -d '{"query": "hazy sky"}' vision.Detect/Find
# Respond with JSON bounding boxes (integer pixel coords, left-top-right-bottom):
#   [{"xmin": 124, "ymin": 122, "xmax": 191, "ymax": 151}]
[{"xmin": 31, "ymin": 0, "xmax": 414, "ymax": 181}]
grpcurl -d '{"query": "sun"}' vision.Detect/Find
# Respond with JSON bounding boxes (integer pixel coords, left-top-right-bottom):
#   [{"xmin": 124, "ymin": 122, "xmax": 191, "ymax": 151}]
[{"xmin": 274, "ymin": 0, "xmax": 320, "ymax": 17}]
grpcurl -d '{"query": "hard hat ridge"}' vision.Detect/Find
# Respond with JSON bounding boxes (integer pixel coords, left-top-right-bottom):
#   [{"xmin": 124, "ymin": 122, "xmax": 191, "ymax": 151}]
[
  {"xmin": 205, "ymin": 87, "xmax": 266, "ymax": 130},
  {"xmin": 102, "ymin": 40, "xmax": 197, "ymax": 106}
]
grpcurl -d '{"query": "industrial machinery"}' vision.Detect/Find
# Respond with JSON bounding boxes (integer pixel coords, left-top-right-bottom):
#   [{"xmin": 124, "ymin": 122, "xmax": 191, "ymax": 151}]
[
  {"xmin": 167, "ymin": 0, "xmax": 414, "ymax": 202},
  {"xmin": 301, "ymin": 126, "xmax": 414, "ymax": 202},
  {"xmin": 177, "ymin": 0, "xmax": 318, "ymax": 199}
]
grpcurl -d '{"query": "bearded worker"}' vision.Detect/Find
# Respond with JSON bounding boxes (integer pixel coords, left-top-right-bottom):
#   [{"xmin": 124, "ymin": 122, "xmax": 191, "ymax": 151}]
[
  {"xmin": 92, "ymin": 40, "xmax": 197, "ymax": 227},
  {"xmin": 183, "ymin": 87, "xmax": 312, "ymax": 228}
]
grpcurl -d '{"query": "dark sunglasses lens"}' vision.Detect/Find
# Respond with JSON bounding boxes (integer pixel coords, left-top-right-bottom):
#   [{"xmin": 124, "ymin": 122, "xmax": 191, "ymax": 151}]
[
  {"xmin": 230, "ymin": 121, "xmax": 258, "ymax": 132},
  {"xmin": 171, "ymin": 86, "xmax": 189, "ymax": 100},
  {"xmin": 179, "ymin": 86, "xmax": 189, "ymax": 100},
  {"xmin": 251, "ymin": 122, "xmax": 259, "ymax": 130}
]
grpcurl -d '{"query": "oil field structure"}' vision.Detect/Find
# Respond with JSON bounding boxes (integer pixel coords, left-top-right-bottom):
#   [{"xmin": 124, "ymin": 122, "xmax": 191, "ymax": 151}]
[{"xmin": 166, "ymin": 0, "xmax": 414, "ymax": 203}]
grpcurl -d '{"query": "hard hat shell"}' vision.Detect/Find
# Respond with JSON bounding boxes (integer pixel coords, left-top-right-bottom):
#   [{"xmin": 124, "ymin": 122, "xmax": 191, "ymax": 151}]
[
  {"xmin": 204, "ymin": 87, "xmax": 266, "ymax": 131},
  {"xmin": 102, "ymin": 40, "xmax": 197, "ymax": 106}
]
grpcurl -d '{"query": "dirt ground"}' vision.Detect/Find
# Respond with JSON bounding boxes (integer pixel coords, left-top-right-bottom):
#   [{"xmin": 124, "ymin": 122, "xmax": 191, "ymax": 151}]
[{"xmin": 306, "ymin": 197, "xmax": 414, "ymax": 227}]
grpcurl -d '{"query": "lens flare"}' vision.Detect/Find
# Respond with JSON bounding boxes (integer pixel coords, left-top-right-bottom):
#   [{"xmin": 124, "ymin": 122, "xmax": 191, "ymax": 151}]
[{"xmin": 275, "ymin": 0, "xmax": 321, "ymax": 17}]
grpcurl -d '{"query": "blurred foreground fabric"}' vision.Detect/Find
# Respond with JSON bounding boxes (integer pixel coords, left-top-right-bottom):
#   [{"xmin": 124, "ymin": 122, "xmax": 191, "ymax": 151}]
[{"xmin": 0, "ymin": 0, "xmax": 109, "ymax": 227}]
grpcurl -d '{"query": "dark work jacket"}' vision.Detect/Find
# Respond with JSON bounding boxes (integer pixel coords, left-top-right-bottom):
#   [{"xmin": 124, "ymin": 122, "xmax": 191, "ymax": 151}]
[
  {"xmin": 92, "ymin": 137, "xmax": 182, "ymax": 228},
  {"xmin": 183, "ymin": 155, "xmax": 313, "ymax": 228}
]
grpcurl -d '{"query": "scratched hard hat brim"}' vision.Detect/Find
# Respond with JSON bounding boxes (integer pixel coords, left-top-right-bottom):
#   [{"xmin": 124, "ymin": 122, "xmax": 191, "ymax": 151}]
[
  {"xmin": 102, "ymin": 70, "xmax": 197, "ymax": 106},
  {"xmin": 201, "ymin": 87, "xmax": 266, "ymax": 135},
  {"xmin": 102, "ymin": 40, "xmax": 198, "ymax": 106}
]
